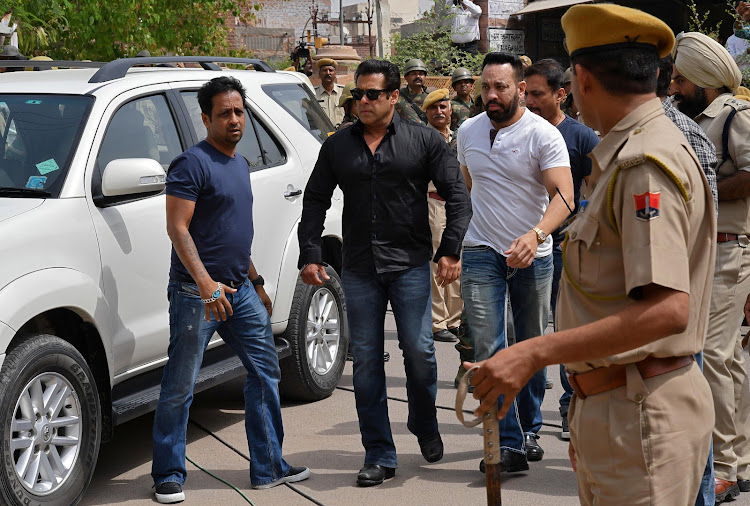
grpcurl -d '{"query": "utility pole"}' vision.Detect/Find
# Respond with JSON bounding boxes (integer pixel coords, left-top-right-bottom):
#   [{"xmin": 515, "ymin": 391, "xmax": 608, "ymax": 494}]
[{"xmin": 340, "ymin": 0, "xmax": 345, "ymax": 45}]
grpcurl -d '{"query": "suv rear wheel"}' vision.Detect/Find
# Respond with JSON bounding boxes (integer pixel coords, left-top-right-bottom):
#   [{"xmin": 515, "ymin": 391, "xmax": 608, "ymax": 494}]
[
  {"xmin": 280, "ymin": 266, "xmax": 348, "ymax": 401},
  {"xmin": 0, "ymin": 335, "xmax": 101, "ymax": 506}
]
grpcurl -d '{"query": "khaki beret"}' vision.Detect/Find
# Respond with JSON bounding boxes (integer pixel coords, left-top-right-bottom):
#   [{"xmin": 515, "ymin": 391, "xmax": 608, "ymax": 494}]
[
  {"xmin": 422, "ymin": 88, "xmax": 451, "ymax": 111},
  {"xmin": 561, "ymin": 4, "xmax": 674, "ymax": 59},
  {"xmin": 316, "ymin": 58, "xmax": 337, "ymax": 69}
]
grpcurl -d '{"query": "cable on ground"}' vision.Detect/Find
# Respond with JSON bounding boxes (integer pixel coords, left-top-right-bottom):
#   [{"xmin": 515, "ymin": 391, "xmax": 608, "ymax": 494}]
[{"xmin": 186, "ymin": 454, "xmax": 256, "ymax": 505}]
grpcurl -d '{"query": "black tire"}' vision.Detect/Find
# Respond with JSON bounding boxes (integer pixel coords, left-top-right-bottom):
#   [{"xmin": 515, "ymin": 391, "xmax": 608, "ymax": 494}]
[
  {"xmin": 0, "ymin": 335, "xmax": 101, "ymax": 506},
  {"xmin": 280, "ymin": 266, "xmax": 349, "ymax": 401}
]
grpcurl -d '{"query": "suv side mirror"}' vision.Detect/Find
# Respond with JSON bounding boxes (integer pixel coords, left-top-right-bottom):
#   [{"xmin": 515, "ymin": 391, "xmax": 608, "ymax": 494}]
[{"xmin": 101, "ymin": 158, "xmax": 166, "ymax": 197}]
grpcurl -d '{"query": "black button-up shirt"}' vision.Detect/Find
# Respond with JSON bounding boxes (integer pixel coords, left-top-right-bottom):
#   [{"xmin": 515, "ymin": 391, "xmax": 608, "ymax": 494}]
[{"xmin": 298, "ymin": 112, "xmax": 472, "ymax": 274}]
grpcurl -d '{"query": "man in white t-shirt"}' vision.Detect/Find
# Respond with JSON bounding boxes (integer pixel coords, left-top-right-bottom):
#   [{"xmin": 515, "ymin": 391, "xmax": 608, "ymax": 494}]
[
  {"xmin": 726, "ymin": 31, "xmax": 750, "ymax": 74},
  {"xmin": 458, "ymin": 52, "xmax": 572, "ymax": 473}
]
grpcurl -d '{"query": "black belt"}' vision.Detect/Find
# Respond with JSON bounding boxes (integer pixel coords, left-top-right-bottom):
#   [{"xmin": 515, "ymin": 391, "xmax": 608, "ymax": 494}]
[
  {"xmin": 453, "ymin": 40, "xmax": 477, "ymax": 47},
  {"xmin": 222, "ymin": 279, "xmax": 246, "ymax": 289}
]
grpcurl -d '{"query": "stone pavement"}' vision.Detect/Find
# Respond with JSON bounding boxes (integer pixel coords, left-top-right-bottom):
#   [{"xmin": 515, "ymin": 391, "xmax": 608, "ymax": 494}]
[{"xmin": 81, "ymin": 313, "xmax": 732, "ymax": 505}]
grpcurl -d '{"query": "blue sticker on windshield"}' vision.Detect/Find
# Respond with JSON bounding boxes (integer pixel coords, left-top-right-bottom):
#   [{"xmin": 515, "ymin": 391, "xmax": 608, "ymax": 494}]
[
  {"xmin": 36, "ymin": 159, "xmax": 59, "ymax": 175},
  {"xmin": 26, "ymin": 176, "xmax": 47, "ymax": 189},
  {"xmin": 25, "ymin": 100, "xmax": 42, "ymax": 105}
]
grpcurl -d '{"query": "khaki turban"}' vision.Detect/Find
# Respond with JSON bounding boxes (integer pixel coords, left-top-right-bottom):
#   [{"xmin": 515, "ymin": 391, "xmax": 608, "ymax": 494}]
[{"xmin": 672, "ymin": 31, "xmax": 742, "ymax": 93}]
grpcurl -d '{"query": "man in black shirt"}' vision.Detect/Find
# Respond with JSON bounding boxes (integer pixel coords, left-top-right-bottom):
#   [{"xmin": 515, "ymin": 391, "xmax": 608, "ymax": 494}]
[{"xmin": 298, "ymin": 59, "xmax": 472, "ymax": 487}]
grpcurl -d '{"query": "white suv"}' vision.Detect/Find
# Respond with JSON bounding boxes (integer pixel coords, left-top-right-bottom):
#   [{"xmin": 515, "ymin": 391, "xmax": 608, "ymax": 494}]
[{"xmin": 0, "ymin": 57, "xmax": 348, "ymax": 506}]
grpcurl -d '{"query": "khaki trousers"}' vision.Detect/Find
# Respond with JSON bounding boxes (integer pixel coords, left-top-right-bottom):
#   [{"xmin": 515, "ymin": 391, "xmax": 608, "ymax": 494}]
[
  {"xmin": 570, "ymin": 362, "xmax": 713, "ymax": 505},
  {"xmin": 428, "ymin": 196, "xmax": 462, "ymax": 332},
  {"xmin": 704, "ymin": 239, "xmax": 750, "ymax": 481}
]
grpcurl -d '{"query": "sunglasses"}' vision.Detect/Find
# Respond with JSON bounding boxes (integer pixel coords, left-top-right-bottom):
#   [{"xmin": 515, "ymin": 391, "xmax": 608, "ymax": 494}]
[{"xmin": 351, "ymin": 88, "xmax": 390, "ymax": 101}]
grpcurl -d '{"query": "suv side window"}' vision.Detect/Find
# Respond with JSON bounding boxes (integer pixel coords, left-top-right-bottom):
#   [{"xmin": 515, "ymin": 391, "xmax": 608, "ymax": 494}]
[
  {"xmin": 97, "ymin": 95, "xmax": 182, "ymax": 171},
  {"xmin": 262, "ymin": 84, "xmax": 334, "ymax": 143},
  {"xmin": 180, "ymin": 91, "xmax": 286, "ymax": 171}
]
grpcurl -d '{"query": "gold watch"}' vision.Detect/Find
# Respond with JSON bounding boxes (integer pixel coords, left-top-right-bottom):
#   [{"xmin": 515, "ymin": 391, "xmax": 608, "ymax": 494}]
[{"xmin": 532, "ymin": 227, "xmax": 547, "ymax": 244}]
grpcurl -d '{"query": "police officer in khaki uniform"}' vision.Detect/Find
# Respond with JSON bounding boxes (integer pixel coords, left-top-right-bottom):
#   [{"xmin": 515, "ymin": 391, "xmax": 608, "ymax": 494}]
[
  {"xmin": 467, "ymin": 5, "xmax": 716, "ymax": 505},
  {"xmin": 450, "ymin": 67, "xmax": 474, "ymax": 131},
  {"xmin": 422, "ymin": 89, "xmax": 462, "ymax": 344},
  {"xmin": 314, "ymin": 58, "xmax": 345, "ymax": 128},
  {"xmin": 395, "ymin": 58, "xmax": 429, "ymax": 123},
  {"xmin": 670, "ymin": 31, "xmax": 750, "ymax": 502}
]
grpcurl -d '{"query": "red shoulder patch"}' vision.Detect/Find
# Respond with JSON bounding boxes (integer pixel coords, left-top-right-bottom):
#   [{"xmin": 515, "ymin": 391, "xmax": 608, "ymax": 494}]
[{"xmin": 634, "ymin": 192, "xmax": 660, "ymax": 221}]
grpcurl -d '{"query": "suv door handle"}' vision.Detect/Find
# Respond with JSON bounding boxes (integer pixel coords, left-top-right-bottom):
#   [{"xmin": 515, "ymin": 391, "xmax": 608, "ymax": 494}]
[{"xmin": 284, "ymin": 189, "xmax": 302, "ymax": 199}]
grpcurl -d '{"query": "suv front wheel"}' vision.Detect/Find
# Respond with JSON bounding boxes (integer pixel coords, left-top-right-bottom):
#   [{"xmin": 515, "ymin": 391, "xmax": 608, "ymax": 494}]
[
  {"xmin": 0, "ymin": 335, "xmax": 101, "ymax": 506},
  {"xmin": 280, "ymin": 266, "xmax": 348, "ymax": 401}
]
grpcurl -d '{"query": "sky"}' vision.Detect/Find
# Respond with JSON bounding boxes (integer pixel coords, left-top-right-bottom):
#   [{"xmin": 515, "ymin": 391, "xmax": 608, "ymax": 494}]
[{"xmin": 336, "ymin": 0, "xmax": 434, "ymax": 16}]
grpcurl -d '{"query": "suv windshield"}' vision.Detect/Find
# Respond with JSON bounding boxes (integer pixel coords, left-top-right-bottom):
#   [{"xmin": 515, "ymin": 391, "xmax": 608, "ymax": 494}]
[{"xmin": 0, "ymin": 95, "xmax": 93, "ymax": 198}]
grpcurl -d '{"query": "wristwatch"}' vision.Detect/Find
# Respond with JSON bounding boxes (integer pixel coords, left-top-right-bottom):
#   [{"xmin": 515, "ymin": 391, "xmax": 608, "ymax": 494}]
[
  {"xmin": 532, "ymin": 227, "xmax": 547, "ymax": 244},
  {"xmin": 251, "ymin": 275, "xmax": 265, "ymax": 287}
]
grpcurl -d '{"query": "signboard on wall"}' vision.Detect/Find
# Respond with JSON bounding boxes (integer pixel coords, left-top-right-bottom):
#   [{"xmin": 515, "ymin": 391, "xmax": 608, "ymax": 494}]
[
  {"xmin": 487, "ymin": 28, "xmax": 525, "ymax": 54},
  {"xmin": 488, "ymin": 0, "xmax": 525, "ymax": 18}
]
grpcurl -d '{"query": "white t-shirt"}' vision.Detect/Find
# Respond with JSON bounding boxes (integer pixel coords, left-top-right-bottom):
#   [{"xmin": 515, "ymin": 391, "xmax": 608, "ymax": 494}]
[
  {"xmin": 726, "ymin": 35, "xmax": 750, "ymax": 73},
  {"xmin": 457, "ymin": 108, "xmax": 570, "ymax": 258}
]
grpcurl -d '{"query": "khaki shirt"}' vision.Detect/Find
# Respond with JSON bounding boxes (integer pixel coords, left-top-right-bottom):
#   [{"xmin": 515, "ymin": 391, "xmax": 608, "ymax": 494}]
[
  {"xmin": 558, "ymin": 98, "xmax": 716, "ymax": 372},
  {"xmin": 427, "ymin": 126, "xmax": 455, "ymax": 193},
  {"xmin": 315, "ymin": 84, "xmax": 345, "ymax": 127},
  {"xmin": 696, "ymin": 93, "xmax": 750, "ymax": 235}
]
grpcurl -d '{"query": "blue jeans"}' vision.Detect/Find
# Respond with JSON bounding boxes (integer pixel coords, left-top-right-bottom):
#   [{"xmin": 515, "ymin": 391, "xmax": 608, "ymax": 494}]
[
  {"xmin": 552, "ymin": 245, "xmax": 575, "ymax": 416},
  {"xmin": 342, "ymin": 262, "xmax": 438, "ymax": 468},
  {"xmin": 461, "ymin": 245, "xmax": 552, "ymax": 453},
  {"xmin": 152, "ymin": 279, "xmax": 289, "ymax": 488}
]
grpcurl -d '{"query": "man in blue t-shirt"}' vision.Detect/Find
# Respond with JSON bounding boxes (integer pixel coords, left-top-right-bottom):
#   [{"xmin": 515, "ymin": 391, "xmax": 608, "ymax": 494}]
[
  {"xmin": 524, "ymin": 59, "xmax": 599, "ymax": 441},
  {"xmin": 151, "ymin": 76, "xmax": 309, "ymax": 504}
]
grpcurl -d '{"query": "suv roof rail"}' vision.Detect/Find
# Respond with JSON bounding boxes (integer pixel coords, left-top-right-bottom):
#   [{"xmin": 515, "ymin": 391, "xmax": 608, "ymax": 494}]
[{"xmin": 88, "ymin": 57, "xmax": 276, "ymax": 83}]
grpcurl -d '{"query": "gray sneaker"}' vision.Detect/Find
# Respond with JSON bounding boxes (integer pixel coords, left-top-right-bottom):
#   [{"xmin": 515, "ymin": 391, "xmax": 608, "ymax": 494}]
[{"xmin": 253, "ymin": 466, "xmax": 311, "ymax": 489}]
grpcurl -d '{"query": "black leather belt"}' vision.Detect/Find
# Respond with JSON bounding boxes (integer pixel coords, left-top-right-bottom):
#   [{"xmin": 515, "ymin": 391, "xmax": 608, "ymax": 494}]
[
  {"xmin": 222, "ymin": 279, "xmax": 246, "ymax": 289},
  {"xmin": 453, "ymin": 40, "xmax": 478, "ymax": 47}
]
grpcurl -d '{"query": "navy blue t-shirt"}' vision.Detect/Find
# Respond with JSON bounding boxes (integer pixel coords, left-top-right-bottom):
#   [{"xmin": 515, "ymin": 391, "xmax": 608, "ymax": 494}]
[
  {"xmin": 166, "ymin": 140, "xmax": 254, "ymax": 283},
  {"xmin": 553, "ymin": 116, "xmax": 599, "ymax": 246}
]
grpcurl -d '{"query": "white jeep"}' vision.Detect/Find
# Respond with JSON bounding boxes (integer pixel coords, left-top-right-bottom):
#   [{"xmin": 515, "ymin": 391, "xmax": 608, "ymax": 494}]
[{"xmin": 0, "ymin": 57, "xmax": 347, "ymax": 505}]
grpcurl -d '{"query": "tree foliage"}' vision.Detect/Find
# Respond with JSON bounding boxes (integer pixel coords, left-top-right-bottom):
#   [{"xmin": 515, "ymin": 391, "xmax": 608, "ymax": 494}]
[
  {"xmin": 8, "ymin": 0, "xmax": 258, "ymax": 60},
  {"xmin": 387, "ymin": 0, "xmax": 483, "ymax": 76}
]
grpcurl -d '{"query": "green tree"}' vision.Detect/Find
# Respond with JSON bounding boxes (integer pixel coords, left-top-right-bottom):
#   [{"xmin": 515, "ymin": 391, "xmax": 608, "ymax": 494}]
[
  {"xmin": 388, "ymin": 0, "xmax": 483, "ymax": 76},
  {"xmin": 9, "ymin": 0, "xmax": 257, "ymax": 60}
]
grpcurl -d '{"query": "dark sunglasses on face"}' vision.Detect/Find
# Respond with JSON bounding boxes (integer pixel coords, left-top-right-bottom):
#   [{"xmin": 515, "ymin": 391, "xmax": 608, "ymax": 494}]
[{"xmin": 351, "ymin": 88, "xmax": 389, "ymax": 101}]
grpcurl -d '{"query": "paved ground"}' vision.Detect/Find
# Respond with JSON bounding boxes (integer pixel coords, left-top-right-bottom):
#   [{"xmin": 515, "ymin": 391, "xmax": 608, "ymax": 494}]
[{"xmin": 81, "ymin": 315, "xmax": 748, "ymax": 505}]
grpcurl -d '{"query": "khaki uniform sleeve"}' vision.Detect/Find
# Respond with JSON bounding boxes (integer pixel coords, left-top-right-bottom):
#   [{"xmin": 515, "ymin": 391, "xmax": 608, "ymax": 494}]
[
  {"xmin": 614, "ymin": 162, "xmax": 691, "ymax": 297},
  {"xmin": 729, "ymin": 109, "xmax": 750, "ymax": 172}
]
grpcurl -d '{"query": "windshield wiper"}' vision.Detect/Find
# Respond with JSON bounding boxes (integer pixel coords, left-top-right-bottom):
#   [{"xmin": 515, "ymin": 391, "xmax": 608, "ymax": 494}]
[{"xmin": 0, "ymin": 187, "xmax": 51, "ymax": 197}]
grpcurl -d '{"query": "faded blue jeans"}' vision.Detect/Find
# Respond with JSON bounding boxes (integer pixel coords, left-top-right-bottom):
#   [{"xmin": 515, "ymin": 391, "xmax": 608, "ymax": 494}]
[
  {"xmin": 152, "ymin": 279, "xmax": 289, "ymax": 488},
  {"xmin": 462, "ymin": 245, "xmax": 552, "ymax": 454},
  {"xmin": 342, "ymin": 262, "xmax": 439, "ymax": 469}
]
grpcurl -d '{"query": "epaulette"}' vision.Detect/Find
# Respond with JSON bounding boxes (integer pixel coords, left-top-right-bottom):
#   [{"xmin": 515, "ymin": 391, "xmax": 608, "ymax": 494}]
[
  {"xmin": 724, "ymin": 96, "xmax": 750, "ymax": 111},
  {"xmin": 605, "ymin": 126, "xmax": 689, "ymax": 228}
]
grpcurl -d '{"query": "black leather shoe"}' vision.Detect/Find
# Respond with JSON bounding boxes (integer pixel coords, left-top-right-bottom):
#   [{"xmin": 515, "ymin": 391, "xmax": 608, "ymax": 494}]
[
  {"xmin": 433, "ymin": 329, "xmax": 458, "ymax": 342},
  {"xmin": 524, "ymin": 433, "xmax": 544, "ymax": 462},
  {"xmin": 418, "ymin": 433, "xmax": 444, "ymax": 463},
  {"xmin": 479, "ymin": 450, "xmax": 529, "ymax": 473},
  {"xmin": 739, "ymin": 479, "xmax": 750, "ymax": 492},
  {"xmin": 357, "ymin": 464, "xmax": 395, "ymax": 487}
]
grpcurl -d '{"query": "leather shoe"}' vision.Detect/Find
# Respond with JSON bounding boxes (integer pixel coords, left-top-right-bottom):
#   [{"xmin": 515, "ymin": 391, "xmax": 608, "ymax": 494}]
[
  {"xmin": 357, "ymin": 464, "xmax": 395, "ymax": 487},
  {"xmin": 524, "ymin": 433, "xmax": 544, "ymax": 462},
  {"xmin": 715, "ymin": 478, "xmax": 740, "ymax": 503},
  {"xmin": 433, "ymin": 329, "xmax": 458, "ymax": 342},
  {"xmin": 739, "ymin": 479, "xmax": 750, "ymax": 492},
  {"xmin": 418, "ymin": 433, "xmax": 444, "ymax": 463},
  {"xmin": 479, "ymin": 449, "xmax": 529, "ymax": 473}
]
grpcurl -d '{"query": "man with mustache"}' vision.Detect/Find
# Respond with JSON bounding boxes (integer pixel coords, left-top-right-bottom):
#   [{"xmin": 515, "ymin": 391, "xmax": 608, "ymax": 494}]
[
  {"xmin": 670, "ymin": 31, "xmax": 750, "ymax": 503},
  {"xmin": 314, "ymin": 58, "xmax": 345, "ymax": 128},
  {"xmin": 523, "ymin": 58, "xmax": 599, "ymax": 442},
  {"xmin": 395, "ymin": 58, "xmax": 429, "ymax": 124},
  {"xmin": 451, "ymin": 67, "xmax": 475, "ymax": 131},
  {"xmin": 457, "ymin": 51, "xmax": 573, "ymax": 472}
]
